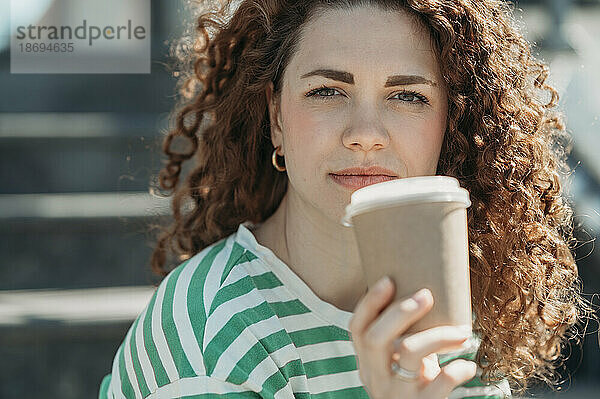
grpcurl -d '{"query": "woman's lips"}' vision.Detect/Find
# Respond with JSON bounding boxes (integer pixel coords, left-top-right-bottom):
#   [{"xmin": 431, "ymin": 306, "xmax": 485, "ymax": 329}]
[{"xmin": 329, "ymin": 174, "xmax": 397, "ymax": 190}]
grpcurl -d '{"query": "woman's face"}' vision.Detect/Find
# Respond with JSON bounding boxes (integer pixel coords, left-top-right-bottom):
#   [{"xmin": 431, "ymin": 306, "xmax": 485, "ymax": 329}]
[{"xmin": 267, "ymin": 5, "xmax": 448, "ymax": 224}]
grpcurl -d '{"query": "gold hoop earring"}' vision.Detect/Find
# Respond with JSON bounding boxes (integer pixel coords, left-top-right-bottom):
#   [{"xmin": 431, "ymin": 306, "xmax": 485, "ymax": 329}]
[{"xmin": 272, "ymin": 146, "xmax": 286, "ymax": 172}]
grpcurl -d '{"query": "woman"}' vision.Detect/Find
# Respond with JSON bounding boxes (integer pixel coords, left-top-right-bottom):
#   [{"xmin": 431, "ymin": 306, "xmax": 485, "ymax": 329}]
[{"xmin": 99, "ymin": 0, "xmax": 595, "ymax": 398}]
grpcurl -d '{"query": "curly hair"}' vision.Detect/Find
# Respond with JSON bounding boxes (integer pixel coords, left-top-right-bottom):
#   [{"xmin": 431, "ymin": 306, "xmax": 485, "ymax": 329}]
[{"xmin": 149, "ymin": 0, "xmax": 597, "ymax": 394}]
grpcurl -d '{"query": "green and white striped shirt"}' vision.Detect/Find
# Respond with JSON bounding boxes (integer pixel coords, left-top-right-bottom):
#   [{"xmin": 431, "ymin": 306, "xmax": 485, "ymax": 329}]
[{"xmin": 99, "ymin": 221, "xmax": 512, "ymax": 398}]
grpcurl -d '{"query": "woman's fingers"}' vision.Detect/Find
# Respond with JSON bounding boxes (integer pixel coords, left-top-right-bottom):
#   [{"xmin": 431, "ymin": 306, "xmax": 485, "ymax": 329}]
[
  {"xmin": 419, "ymin": 359, "xmax": 477, "ymax": 398},
  {"xmin": 348, "ymin": 276, "xmax": 395, "ymax": 337},
  {"xmin": 366, "ymin": 288, "xmax": 433, "ymax": 343},
  {"xmin": 348, "ymin": 276, "xmax": 399, "ymax": 389},
  {"xmin": 363, "ymin": 288, "xmax": 433, "ymax": 371},
  {"xmin": 392, "ymin": 325, "xmax": 471, "ymax": 369},
  {"xmin": 362, "ymin": 290, "xmax": 433, "ymax": 375}
]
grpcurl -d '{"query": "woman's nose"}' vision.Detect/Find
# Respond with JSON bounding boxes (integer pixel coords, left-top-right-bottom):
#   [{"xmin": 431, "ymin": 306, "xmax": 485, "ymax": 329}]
[{"xmin": 341, "ymin": 111, "xmax": 390, "ymax": 152}]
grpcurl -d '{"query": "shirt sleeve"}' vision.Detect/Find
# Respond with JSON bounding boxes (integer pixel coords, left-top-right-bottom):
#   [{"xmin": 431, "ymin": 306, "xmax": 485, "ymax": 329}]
[
  {"xmin": 98, "ymin": 374, "xmax": 111, "ymax": 399},
  {"xmin": 98, "ymin": 248, "xmax": 266, "ymax": 399}
]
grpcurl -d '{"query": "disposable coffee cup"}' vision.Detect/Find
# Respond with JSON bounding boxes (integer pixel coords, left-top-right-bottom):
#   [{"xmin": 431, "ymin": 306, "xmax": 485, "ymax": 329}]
[{"xmin": 341, "ymin": 176, "xmax": 473, "ymax": 341}]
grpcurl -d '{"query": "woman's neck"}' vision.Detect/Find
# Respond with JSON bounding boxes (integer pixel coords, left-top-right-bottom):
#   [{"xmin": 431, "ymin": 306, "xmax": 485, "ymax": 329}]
[{"xmin": 252, "ymin": 190, "xmax": 367, "ymax": 313}]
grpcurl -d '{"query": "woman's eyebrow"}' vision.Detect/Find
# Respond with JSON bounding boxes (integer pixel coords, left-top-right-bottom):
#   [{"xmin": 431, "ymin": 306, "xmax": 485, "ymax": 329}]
[{"xmin": 300, "ymin": 69, "xmax": 437, "ymax": 87}]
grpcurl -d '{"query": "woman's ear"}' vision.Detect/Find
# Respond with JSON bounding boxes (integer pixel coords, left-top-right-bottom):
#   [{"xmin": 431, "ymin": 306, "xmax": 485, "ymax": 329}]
[{"xmin": 265, "ymin": 81, "xmax": 283, "ymax": 150}]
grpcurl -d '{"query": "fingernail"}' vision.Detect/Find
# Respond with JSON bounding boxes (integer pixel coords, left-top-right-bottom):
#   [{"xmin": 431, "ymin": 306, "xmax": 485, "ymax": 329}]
[
  {"xmin": 376, "ymin": 276, "xmax": 391, "ymax": 291},
  {"xmin": 412, "ymin": 288, "xmax": 431, "ymax": 305}
]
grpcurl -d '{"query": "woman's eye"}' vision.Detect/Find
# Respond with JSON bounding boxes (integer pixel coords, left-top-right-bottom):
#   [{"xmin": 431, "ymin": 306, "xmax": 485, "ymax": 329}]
[
  {"xmin": 306, "ymin": 86, "xmax": 341, "ymax": 99},
  {"xmin": 392, "ymin": 91, "xmax": 430, "ymax": 105}
]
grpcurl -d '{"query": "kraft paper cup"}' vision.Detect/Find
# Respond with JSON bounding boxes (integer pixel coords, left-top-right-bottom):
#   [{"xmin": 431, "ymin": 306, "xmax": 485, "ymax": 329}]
[{"xmin": 341, "ymin": 176, "xmax": 473, "ymax": 344}]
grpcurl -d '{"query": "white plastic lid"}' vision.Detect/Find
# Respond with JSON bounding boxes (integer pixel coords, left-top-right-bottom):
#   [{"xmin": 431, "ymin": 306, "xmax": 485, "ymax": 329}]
[{"xmin": 341, "ymin": 176, "xmax": 471, "ymax": 227}]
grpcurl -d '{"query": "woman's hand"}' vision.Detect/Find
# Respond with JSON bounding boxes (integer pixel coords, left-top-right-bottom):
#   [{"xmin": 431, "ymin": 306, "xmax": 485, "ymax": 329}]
[{"xmin": 348, "ymin": 276, "xmax": 477, "ymax": 399}]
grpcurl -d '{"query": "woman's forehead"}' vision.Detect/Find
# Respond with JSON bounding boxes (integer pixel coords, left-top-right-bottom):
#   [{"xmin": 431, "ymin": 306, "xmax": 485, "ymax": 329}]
[
  {"xmin": 300, "ymin": 6, "xmax": 432, "ymax": 51},
  {"xmin": 288, "ymin": 6, "xmax": 438, "ymax": 81}
]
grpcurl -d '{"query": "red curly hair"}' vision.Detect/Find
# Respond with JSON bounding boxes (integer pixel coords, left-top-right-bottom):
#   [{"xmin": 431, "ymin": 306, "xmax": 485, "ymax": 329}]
[{"xmin": 149, "ymin": 0, "xmax": 596, "ymax": 394}]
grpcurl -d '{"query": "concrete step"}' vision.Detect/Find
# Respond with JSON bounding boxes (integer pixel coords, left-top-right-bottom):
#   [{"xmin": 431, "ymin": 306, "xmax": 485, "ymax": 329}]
[
  {"xmin": 0, "ymin": 112, "xmax": 168, "ymax": 194},
  {"xmin": 0, "ymin": 192, "xmax": 170, "ymax": 219},
  {"xmin": 0, "ymin": 192, "xmax": 170, "ymax": 290},
  {"xmin": 0, "ymin": 285, "xmax": 155, "ymax": 338},
  {"xmin": 0, "ymin": 286, "xmax": 155, "ymax": 399}
]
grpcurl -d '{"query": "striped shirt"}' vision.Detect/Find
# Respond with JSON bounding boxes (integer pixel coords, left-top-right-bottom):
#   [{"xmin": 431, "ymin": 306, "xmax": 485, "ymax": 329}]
[{"xmin": 99, "ymin": 221, "xmax": 512, "ymax": 398}]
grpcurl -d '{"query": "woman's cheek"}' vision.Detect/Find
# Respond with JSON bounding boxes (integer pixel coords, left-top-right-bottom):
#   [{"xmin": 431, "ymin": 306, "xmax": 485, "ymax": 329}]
[
  {"xmin": 286, "ymin": 108, "xmax": 336, "ymax": 151},
  {"xmin": 406, "ymin": 125, "xmax": 445, "ymax": 174}
]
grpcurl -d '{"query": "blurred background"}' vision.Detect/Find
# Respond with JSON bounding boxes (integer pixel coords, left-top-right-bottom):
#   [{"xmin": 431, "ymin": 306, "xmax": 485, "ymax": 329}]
[{"xmin": 0, "ymin": 0, "xmax": 599, "ymax": 398}]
